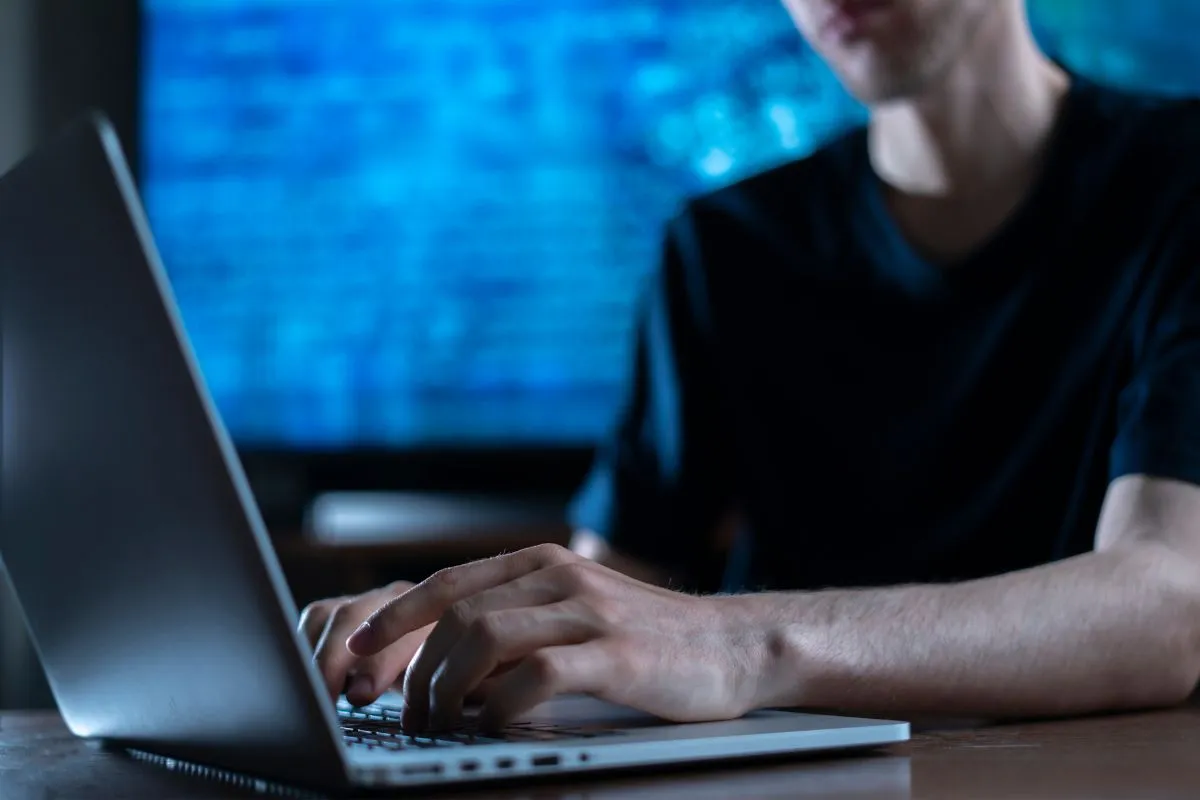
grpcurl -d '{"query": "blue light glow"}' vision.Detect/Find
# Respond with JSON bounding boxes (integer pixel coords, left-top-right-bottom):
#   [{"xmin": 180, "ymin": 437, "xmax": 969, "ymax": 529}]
[{"xmin": 141, "ymin": 0, "xmax": 1200, "ymax": 448}]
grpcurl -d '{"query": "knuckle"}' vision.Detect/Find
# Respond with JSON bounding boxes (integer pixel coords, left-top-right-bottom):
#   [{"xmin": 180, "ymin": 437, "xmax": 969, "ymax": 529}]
[
  {"xmin": 385, "ymin": 579, "xmax": 415, "ymax": 598},
  {"xmin": 297, "ymin": 603, "xmax": 324, "ymax": 631},
  {"xmin": 446, "ymin": 599, "xmax": 475, "ymax": 630},
  {"xmin": 468, "ymin": 614, "xmax": 503, "ymax": 650},
  {"xmin": 361, "ymin": 639, "xmax": 410, "ymax": 670},
  {"xmin": 299, "ymin": 599, "xmax": 325, "ymax": 619},
  {"xmin": 430, "ymin": 567, "xmax": 461, "ymax": 594},
  {"xmin": 555, "ymin": 561, "xmax": 597, "ymax": 592},
  {"xmin": 326, "ymin": 604, "xmax": 351, "ymax": 626},
  {"xmin": 587, "ymin": 597, "xmax": 621, "ymax": 628},
  {"xmin": 300, "ymin": 597, "xmax": 337, "ymax": 622},
  {"xmin": 530, "ymin": 542, "xmax": 573, "ymax": 565},
  {"xmin": 525, "ymin": 650, "xmax": 562, "ymax": 686}
]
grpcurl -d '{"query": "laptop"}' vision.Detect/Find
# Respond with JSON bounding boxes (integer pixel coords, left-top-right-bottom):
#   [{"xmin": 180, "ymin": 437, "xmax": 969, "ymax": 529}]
[{"xmin": 0, "ymin": 115, "xmax": 908, "ymax": 793}]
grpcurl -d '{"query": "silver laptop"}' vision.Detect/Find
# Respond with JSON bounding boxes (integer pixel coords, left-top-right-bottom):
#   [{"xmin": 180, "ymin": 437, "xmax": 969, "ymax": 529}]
[{"xmin": 0, "ymin": 115, "xmax": 908, "ymax": 793}]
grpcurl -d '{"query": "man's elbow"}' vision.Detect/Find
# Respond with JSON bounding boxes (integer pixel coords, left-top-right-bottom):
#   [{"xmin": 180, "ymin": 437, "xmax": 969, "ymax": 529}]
[
  {"xmin": 1155, "ymin": 562, "xmax": 1200, "ymax": 705},
  {"xmin": 1104, "ymin": 546, "xmax": 1200, "ymax": 709},
  {"xmin": 1126, "ymin": 602, "xmax": 1200, "ymax": 709},
  {"xmin": 1137, "ymin": 653, "xmax": 1200, "ymax": 709},
  {"xmin": 1160, "ymin": 612, "xmax": 1200, "ymax": 706}
]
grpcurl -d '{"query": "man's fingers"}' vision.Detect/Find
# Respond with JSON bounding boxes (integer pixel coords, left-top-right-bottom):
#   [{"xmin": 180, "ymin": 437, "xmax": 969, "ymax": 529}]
[
  {"xmin": 465, "ymin": 667, "xmax": 514, "ymax": 704},
  {"xmin": 399, "ymin": 574, "xmax": 571, "ymax": 730},
  {"xmin": 298, "ymin": 597, "xmax": 347, "ymax": 650},
  {"xmin": 343, "ymin": 622, "xmax": 435, "ymax": 707},
  {"xmin": 349, "ymin": 544, "xmax": 577, "ymax": 656},
  {"xmin": 313, "ymin": 604, "xmax": 369, "ymax": 700},
  {"xmin": 478, "ymin": 643, "xmax": 614, "ymax": 731},
  {"xmin": 426, "ymin": 604, "xmax": 596, "ymax": 730},
  {"xmin": 312, "ymin": 586, "xmax": 409, "ymax": 700}
]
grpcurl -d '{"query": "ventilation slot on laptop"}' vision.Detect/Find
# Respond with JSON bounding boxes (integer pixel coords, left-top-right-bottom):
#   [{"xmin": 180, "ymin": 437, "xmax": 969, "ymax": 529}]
[
  {"xmin": 531, "ymin": 754, "xmax": 561, "ymax": 768},
  {"xmin": 400, "ymin": 763, "xmax": 443, "ymax": 777}
]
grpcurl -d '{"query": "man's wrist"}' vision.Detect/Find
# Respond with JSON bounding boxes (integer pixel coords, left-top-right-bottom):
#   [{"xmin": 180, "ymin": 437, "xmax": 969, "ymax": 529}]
[{"xmin": 707, "ymin": 593, "xmax": 818, "ymax": 713}]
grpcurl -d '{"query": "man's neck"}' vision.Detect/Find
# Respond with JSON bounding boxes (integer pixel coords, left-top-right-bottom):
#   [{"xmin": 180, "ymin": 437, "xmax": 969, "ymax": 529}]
[{"xmin": 867, "ymin": 4, "xmax": 1070, "ymax": 264}]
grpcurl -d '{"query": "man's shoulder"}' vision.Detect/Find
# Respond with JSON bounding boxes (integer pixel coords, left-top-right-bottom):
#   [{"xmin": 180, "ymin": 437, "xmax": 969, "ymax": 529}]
[
  {"xmin": 1066, "ymin": 80, "xmax": 1200, "ymax": 242},
  {"xmin": 1083, "ymin": 79, "xmax": 1200, "ymax": 125},
  {"xmin": 1080, "ymin": 80, "xmax": 1200, "ymax": 179}
]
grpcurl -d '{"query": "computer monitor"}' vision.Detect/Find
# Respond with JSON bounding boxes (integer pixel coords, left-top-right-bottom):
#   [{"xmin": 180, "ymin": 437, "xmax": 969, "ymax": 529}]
[{"xmin": 140, "ymin": 0, "xmax": 1200, "ymax": 494}]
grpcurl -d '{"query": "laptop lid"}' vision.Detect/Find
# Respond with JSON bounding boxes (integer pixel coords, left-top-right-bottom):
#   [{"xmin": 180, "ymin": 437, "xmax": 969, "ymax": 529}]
[{"xmin": 0, "ymin": 115, "xmax": 349, "ymax": 790}]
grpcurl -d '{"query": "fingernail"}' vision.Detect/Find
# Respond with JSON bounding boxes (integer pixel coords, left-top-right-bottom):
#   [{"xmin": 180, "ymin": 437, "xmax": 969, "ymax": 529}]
[
  {"xmin": 346, "ymin": 622, "xmax": 372, "ymax": 653},
  {"xmin": 346, "ymin": 674, "xmax": 374, "ymax": 705}
]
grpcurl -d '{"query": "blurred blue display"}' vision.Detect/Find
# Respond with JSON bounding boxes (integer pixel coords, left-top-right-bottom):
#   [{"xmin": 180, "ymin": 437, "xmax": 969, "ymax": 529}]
[{"xmin": 142, "ymin": 0, "xmax": 1200, "ymax": 448}]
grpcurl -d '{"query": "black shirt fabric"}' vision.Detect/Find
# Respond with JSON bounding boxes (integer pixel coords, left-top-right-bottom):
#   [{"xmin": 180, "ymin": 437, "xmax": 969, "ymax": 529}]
[{"xmin": 570, "ymin": 78, "xmax": 1200, "ymax": 592}]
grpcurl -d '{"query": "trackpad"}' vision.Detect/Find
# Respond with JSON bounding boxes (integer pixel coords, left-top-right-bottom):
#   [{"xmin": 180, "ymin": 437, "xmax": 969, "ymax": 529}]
[
  {"xmin": 371, "ymin": 689, "xmax": 662, "ymax": 727},
  {"xmin": 518, "ymin": 695, "xmax": 670, "ymax": 729}
]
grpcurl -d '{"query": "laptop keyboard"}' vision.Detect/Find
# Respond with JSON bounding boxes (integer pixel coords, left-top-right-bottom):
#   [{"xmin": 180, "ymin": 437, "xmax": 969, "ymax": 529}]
[{"xmin": 338, "ymin": 701, "xmax": 623, "ymax": 751}]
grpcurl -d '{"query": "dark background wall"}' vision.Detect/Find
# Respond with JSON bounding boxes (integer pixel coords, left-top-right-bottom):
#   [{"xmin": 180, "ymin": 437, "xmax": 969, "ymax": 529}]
[{"xmin": 30, "ymin": 0, "xmax": 141, "ymax": 169}]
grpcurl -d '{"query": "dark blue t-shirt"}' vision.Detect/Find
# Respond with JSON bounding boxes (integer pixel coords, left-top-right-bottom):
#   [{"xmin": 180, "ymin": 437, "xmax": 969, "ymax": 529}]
[{"xmin": 570, "ymin": 79, "xmax": 1200, "ymax": 592}]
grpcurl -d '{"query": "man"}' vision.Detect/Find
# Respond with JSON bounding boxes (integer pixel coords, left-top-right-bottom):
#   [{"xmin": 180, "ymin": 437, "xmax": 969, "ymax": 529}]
[{"xmin": 302, "ymin": 0, "xmax": 1200, "ymax": 733}]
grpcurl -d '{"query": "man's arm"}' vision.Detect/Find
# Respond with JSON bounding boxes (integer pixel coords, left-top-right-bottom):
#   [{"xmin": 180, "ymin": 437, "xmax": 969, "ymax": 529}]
[
  {"xmin": 344, "ymin": 476, "xmax": 1200, "ymax": 729},
  {"xmin": 748, "ymin": 475, "xmax": 1200, "ymax": 717}
]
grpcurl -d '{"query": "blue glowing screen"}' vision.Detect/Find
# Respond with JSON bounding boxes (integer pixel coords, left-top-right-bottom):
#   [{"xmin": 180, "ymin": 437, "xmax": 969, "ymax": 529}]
[{"xmin": 142, "ymin": 0, "xmax": 1200, "ymax": 448}]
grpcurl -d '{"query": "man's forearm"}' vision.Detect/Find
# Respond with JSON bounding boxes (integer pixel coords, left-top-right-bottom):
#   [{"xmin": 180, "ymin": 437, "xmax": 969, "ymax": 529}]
[{"xmin": 732, "ymin": 545, "xmax": 1200, "ymax": 718}]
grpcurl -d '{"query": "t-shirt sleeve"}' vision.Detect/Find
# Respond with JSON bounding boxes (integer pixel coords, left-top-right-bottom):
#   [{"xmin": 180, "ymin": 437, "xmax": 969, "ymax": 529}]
[
  {"xmin": 568, "ymin": 210, "xmax": 736, "ymax": 581},
  {"xmin": 1110, "ymin": 195, "xmax": 1200, "ymax": 486}
]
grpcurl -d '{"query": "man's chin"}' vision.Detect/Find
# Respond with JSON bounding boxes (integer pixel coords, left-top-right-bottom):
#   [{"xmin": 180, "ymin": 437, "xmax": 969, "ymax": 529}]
[{"xmin": 822, "ymin": 46, "xmax": 930, "ymax": 105}]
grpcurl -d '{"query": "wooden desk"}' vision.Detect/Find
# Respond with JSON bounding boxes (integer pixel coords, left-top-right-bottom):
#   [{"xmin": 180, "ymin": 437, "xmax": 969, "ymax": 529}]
[{"xmin": 5, "ymin": 706, "xmax": 1200, "ymax": 799}]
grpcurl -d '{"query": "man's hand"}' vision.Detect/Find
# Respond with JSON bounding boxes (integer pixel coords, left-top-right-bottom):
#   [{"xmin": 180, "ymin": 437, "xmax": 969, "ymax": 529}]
[
  {"xmin": 345, "ymin": 543, "xmax": 764, "ymax": 732},
  {"xmin": 299, "ymin": 581, "xmax": 435, "ymax": 706}
]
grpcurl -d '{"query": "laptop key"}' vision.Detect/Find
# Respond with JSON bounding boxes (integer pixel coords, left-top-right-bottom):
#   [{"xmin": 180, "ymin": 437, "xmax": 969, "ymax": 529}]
[{"xmin": 338, "ymin": 702, "xmax": 613, "ymax": 746}]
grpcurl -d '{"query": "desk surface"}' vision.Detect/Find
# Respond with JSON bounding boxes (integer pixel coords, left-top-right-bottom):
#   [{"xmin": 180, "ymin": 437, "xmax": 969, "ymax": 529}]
[{"xmin": 4, "ymin": 707, "xmax": 1200, "ymax": 799}]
